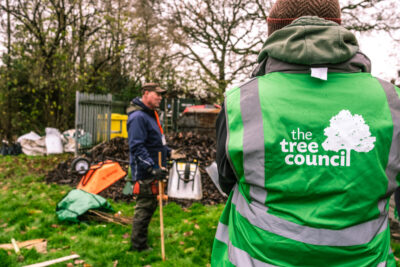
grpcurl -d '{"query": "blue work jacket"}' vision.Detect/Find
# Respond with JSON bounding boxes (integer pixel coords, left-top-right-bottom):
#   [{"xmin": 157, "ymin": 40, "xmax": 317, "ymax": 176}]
[{"xmin": 127, "ymin": 97, "xmax": 170, "ymax": 181}]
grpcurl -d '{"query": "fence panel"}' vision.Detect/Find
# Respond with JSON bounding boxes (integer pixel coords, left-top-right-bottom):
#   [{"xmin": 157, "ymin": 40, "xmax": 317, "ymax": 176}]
[{"xmin": 75, "ymin": 91, "xmax": 112, "ymax": 155}]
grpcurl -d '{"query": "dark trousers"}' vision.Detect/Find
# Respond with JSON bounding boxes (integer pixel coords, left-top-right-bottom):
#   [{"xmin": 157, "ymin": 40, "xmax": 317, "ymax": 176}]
[{"xmin": 131, "ymin": 179, "xmax": 158, "ymax": 249}]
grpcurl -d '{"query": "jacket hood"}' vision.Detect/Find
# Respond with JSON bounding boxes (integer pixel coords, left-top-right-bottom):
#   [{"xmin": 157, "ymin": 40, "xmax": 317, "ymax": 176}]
[
  {"xmin": 258, "ymin": 16, "xmax": 359, "ymax": 65},
  {"xmin": 126, "ymin": 97, "xmax": 153, "ymax": 115}
]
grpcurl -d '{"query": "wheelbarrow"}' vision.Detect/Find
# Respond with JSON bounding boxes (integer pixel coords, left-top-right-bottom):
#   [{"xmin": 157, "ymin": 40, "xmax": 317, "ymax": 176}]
[
  {"xmin": 70, "ymin": 156, "xmax": 128, "ymax": 195},
  {"xmin": 167, "ymin": 160, "xmax": 202, "ymax": 200}
]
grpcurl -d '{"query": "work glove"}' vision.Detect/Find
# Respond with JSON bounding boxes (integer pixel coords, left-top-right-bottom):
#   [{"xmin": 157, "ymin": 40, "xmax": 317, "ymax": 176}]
[{"xmin": 149, "ymin": 167, "xmax": 168, "ymax": 180}]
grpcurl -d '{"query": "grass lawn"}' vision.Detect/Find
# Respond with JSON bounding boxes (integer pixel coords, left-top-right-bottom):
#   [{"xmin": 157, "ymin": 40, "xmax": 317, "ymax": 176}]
[
  {"xmin": 1, "ymin": 154, "xmax": 400, "ymax": 267},
  {"xmin": 0, "ymin": 154, "xmax": 223, "ymax": 267}
]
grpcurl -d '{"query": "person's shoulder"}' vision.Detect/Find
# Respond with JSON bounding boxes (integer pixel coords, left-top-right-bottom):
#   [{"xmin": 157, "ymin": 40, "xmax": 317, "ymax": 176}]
[
  {"xmin": 225, "ymin": 77, "xmax": 258, "ymax": 98},
  {"xmin": 128, "ymin": 109, "xmax": 148, "ymax": 123},
  {"xmin": 130, "ymin": 109, "xmax": 146, "ymax": 116}
]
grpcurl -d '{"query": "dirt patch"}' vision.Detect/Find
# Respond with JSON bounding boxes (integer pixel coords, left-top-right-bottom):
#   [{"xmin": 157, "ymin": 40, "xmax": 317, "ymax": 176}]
[{"xmin": 45, "ymin": 134, "xmax": 227, "ymax": 206}]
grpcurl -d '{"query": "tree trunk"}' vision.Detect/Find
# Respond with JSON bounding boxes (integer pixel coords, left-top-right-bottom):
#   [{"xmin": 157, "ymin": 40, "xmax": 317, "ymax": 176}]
[
  {"xmin": 5, "ymin": 0, "xmax": 12, "ymax": 141},
  {"xmin": 78, "ymin": 0, "xmax": 85, "ymax": 78}
]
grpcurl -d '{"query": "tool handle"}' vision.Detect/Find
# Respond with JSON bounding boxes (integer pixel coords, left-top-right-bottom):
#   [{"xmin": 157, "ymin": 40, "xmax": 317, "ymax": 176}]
[
  {"xmin": 158, "ymin": 152, "xmax": 166, "ymax": 261},
  {"xmin": 157, "ymin": 194, "xmax": 168, "ymax": 201}
]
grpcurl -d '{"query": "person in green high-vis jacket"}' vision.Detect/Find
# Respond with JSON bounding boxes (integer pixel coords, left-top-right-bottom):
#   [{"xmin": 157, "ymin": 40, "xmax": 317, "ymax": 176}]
[{"xmin": 212, "ymin": 0, "xmax": 400, "ymax": 266}]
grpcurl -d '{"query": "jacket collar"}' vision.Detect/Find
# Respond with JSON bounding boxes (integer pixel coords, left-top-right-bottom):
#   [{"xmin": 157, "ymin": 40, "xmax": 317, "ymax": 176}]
[{"xmin": 126, "ymin": 97, "xmax": 155, "ymax": 117}]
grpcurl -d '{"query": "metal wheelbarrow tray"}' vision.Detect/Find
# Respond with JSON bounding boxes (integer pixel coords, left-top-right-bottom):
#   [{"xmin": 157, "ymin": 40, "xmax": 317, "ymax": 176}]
[{"xmin": 167, "ymin": 160, "xmax": 203, "ymax": 200}]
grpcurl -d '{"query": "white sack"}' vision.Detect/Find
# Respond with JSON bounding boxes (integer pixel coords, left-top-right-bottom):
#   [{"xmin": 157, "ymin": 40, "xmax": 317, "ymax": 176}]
[
  {"xmin": 63, "ymin": 137, "xmax": 76, "ymax": 153},
  {"xmin": 20, "ymin": 138, "xmax": 46, "ymax": 156},
  {"xmin": 45, "ymin": 127, "xmax": 63, "ymax": 155},
  {"xmin": 17, "ymin": 131, "xmax": 41, "ymax": 143},
  {"xmin": 62, "ymin": 129, "xmax": 78, "ymax": 153}
]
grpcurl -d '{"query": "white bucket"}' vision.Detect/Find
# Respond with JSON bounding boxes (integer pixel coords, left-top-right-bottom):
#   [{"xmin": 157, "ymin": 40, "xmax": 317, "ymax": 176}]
[{"xmin": 167, "ymin": 161, "xmax": 202, "ymax": 200}]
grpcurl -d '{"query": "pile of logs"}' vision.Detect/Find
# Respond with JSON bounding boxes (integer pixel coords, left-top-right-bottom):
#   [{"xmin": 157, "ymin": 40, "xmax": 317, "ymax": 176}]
[{"xmin": 45, "ymin": 133, "xmax": 226, "ymax": 206}]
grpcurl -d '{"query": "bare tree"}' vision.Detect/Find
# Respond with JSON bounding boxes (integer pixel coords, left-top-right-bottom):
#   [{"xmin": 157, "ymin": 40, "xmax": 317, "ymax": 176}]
[
  {"xmin": 4, "ymin": 0, "xmax": 12, "ymax": 140},
  {"xmin": 341, "ymin": 0, "xmax": 400, "ymax": 33},
  {"xmin": 166, "ymin": 0, "xmax": 266, "ymax": 97},
  {"xmin": 125, "ymin": 0, "xmax": 187, "ymax": 93}
]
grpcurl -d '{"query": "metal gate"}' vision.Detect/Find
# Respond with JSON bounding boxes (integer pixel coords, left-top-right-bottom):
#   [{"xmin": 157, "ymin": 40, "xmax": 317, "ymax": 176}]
[
  {"xmin": 161, "ymin": 98, "xmax": 200, "ymax": 133},
  {"xmin": 74, "ymin": 91, "xmax": 112, "ymax": 155}
]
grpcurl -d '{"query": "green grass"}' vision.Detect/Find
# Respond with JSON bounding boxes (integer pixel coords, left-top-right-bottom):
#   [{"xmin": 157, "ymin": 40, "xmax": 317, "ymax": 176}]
[
  {"xmin": 1, "ymin": 154, "xmax": 400, "ymax": 266},
  {"xmin": 0, "ymin": 154, "xmax": 224, "ymax": 266}
]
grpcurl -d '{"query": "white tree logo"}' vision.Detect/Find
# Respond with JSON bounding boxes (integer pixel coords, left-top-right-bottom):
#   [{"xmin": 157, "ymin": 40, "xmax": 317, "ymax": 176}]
[{"xmin": 322, "ymin": 110, "xmax": 376, "ymax": 166}]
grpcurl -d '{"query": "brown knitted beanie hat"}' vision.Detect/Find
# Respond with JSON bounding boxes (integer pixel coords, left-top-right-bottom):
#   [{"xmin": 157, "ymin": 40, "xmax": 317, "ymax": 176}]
[{"xmin": 268, "ymin": 0, "xmax": 341, "ymax": 36}]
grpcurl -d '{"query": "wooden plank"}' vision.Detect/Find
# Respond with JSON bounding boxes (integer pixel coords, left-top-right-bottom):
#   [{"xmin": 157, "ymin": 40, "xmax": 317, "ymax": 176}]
[
  {"xmin": 19, "ymin": 239, "xmax": 46, "ymax": 248},
  {"xmin": 22, "ymin": 254, "xmax": 80, "ymax": 267},
  {"xmin": 11, "ymin": 238, "xmax": 19, "ymax": 254},
  {"xmin": 0, "ymin": 239, "xmax": 47, "ymax": 253}
]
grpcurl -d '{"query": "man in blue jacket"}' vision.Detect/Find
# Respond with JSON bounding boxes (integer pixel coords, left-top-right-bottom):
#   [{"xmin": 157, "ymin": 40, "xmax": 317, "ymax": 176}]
[{"xmin": 127, "ymin": 82, "xmax": 170, "ymax": 252}]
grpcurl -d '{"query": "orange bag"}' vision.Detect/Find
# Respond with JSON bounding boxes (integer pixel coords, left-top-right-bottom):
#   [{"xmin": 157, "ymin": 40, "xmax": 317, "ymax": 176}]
[
  {"xmin": 133, "ymin": 182, "xmax": 140, "ymax": 195},
  {"xmin": 132, "ymin": 180, "xmax": 159, "ymax": 196},
  {"xmin": 151, "ymin": 181, "xmax": 159, "ymax": 195},
  {"xmin": 77, "ymin": 160, "xmax": 127, "ymax": 194}
]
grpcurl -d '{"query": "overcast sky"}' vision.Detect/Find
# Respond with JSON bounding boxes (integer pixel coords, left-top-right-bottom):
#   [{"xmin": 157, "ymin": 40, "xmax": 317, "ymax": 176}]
[{"xmin": 356, "ymin": 32, "xmax": 400, "ymax": 83}]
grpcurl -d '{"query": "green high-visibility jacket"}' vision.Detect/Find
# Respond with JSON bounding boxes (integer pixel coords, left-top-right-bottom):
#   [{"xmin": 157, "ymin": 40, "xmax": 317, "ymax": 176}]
[{"xmin": 212, "ymin": 16, "xmax": 400, "ymax": 267}]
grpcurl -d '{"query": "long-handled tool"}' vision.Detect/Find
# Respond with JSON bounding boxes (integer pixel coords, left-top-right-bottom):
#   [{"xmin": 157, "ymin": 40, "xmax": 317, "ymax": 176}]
[{"xmin": 158, "ymin": 152, "xmax": 166, "ymax": 261}]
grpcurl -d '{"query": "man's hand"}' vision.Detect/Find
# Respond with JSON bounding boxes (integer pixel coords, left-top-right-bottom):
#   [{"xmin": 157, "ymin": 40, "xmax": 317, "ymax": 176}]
[{"xmin": 150, "ymin": 168, "xmax": 168, "ymax": 180}]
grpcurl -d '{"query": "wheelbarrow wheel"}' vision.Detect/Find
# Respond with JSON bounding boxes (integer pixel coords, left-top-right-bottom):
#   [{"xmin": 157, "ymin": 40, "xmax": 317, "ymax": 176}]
[{"xmin": 70, "ymin": 157, "xmax": 91, "ymax": 175}]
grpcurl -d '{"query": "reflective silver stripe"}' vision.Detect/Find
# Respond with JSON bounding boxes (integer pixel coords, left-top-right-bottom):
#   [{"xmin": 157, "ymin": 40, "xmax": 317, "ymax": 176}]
[
  {"xmin": 377, "ymin": 197, "xmax": 388, "ymax": 215},
  {"xmin": 378, "ymin": 79, "xmax": 400, "ymax": 195},
  {"xmin": 228, "ymin": 242, "xmax": 278, "ymax": 267},
  {"xmin": 216, "ymin": 221, "xmax": 278, "ymax": 267},
  {"xmin": 240, "ymin": 78, "xmax": 267, "ymax": 204},
  {"xmin": 215, "ymin": 222, "xmax": 229, "ymax": 245},
  {"xmin": 231, "ymin": 187, "xmax": 388, "ymax": 246},
  {"xmin": 138, "ymin": 156, "xmax": 152, "ymax": 167}
]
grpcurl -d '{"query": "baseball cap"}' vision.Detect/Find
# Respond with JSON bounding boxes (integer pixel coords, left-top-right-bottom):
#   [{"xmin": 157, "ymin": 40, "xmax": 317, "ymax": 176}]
[{"xmin": 142, "ymin": 83, "xmax": 166, "ymax": 94}]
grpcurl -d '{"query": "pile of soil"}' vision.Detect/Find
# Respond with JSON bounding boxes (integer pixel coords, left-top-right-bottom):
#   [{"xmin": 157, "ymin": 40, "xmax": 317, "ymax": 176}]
[
  {"xmin": 45, "ymin": 133, "xmax": 227, "ymax": 206},
  {"xmin": 165, "ymin": 132, "xmax": 223, "ymax": 206}
]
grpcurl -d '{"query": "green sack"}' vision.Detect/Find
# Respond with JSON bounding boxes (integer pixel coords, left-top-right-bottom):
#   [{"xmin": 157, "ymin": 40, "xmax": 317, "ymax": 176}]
[
  {"xmin": 56, "ymin": 189, "xmax": 114, "ymax": 222},
  {"xmin": 122, "ymin": 181, "xmax": 133, "ymax": 196},
  {"xmin": 122, "ymin": 167, "xmax": 133, "ymax": 196}
]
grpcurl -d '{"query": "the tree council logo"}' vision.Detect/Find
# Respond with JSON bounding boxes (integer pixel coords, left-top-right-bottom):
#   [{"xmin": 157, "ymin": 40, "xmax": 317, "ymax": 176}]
[{"xmin": 280, "ymin": 110, "xmax": 376, "ymax": 167}]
